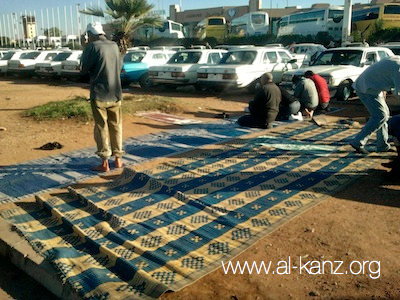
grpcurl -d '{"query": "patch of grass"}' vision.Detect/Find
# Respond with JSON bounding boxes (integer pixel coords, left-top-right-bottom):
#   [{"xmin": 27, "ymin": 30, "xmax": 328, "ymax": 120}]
[
  {"xmin": 23, "ymin": 96, "xmax": 92, "ymax": 122},
  {"xmin": 123, "ymin": 94, "xmax": 184, "ymax": 115},
  {"xmin": 23, "ymin": 94, "xmax": 185, "ymax": 121}
]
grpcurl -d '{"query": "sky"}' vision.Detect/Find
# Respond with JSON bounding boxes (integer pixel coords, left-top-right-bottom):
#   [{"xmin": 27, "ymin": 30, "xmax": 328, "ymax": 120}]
[{"xmin": 1, "ymin": 0, "xmax": 366, "ymax": 16}]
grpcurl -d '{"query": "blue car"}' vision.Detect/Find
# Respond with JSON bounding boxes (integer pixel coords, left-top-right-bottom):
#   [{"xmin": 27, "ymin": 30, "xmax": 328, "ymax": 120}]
[{"xmin": 120, "ymin": 50, "xmax": 175, "ymax": 88}]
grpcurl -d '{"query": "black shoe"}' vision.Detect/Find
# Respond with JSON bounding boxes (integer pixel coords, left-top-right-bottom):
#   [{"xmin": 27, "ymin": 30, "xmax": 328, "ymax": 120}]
[
  {"xmin": 383, "ymin": 167, "xmax": 400, "ymax": 180},
  {"xmin": 382, "ymin": 158, "xmax": 400, "ymax": 168},
  {"xmin": 350, "ymin": 143, "xmax": 369, "ymax": 154}
]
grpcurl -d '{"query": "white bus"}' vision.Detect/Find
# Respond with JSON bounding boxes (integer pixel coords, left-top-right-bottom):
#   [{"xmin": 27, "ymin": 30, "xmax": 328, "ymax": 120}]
[
  {"xmin": 138, "ymin": 20, "xmax": 185, "ymax": 39},
  {"xmin": 277, "ymin": 7, "xmax": 344, "ymax": 41},
  {"xmin": 230, "ymin": 12, "xmax": 269, "ymax": 37}
]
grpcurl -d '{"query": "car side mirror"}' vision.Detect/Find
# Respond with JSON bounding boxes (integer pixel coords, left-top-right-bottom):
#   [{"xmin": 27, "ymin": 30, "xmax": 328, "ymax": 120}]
[{"xmin": 289, "ymin": 58, "xmax": 297, "ymax": 63}]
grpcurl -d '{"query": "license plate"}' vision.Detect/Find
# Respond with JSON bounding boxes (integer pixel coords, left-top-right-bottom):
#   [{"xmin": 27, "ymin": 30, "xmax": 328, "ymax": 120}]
[
  {"xmin": 159, "ymin": 72, "xmax": 171, "ymax": 78},
  {"xmin": 208, "ymin": 74, "xmax": 219, "ymax": 80}
]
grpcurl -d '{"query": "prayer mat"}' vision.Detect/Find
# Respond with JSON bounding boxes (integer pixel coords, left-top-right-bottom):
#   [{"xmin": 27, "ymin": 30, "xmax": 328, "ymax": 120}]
[
  {"xmin": 0, "ymin": 122, "xmax": 389, "ymax": 300},
  {"xmin": 136, "ymin": 112, "xmax": 203, "ymax": 125},
  {"xmin": 0, "ymin": 120, "xmax": 261, "ymax": 204}
]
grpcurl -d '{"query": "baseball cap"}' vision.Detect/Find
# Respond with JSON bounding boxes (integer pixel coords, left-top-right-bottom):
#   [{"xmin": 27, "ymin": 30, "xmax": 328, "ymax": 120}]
[{"xmin": 86, "ymin": 22, "xmax": 105, "ymax": 35}]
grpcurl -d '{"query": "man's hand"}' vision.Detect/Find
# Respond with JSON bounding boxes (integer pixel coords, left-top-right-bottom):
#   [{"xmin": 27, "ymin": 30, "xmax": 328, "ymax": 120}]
[{"xmin": 81, "ymin": 34, "xmax": 88, "ymax": 49}]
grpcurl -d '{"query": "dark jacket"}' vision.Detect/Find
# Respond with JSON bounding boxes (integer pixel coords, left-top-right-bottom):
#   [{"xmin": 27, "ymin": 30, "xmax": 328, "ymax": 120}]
[
  {"xmin": 249, "ymin": 82, "xmax": 281, "ymax": 128},
  {"xmin": 81, "ymin": 36, "xmax": 123, "ymax": 102}
]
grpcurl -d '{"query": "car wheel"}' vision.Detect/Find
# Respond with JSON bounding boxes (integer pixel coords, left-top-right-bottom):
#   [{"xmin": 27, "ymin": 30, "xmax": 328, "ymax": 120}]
[
  {"xmin": 247, "ymin": 80, "xmax": 258, "ymax": 93},
  {"xmin": 336, "ymin": 80, "xmax": 352, "ymax": 101},
  {"xmin": 194, "ymin": 83, "xmax": 204, "ymax": 91},
  {"xmin": 121, "ymin": 81, "xmax": 131, "ymax": 88},
  {"xmin": 139, "ymin": 73, "xmax": 151, "ymax": 88}
]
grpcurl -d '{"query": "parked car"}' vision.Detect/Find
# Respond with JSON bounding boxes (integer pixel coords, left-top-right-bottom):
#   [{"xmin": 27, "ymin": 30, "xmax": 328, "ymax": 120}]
[
  {"xmin": 60, "ymin": 51, "xmax": 87, "ymax": 82},
  {"xmin": 120, "ymin": 49, "xmax": 175, "ymax": 88},
  {"xmin": 7, "ymin": 49, "xmax": 65, "ymax": 77},
  {"xmin": 0, "ymin": 50, "xmax": 27, "ymax": 76},
  {"xmin": 35, "ymin": 50, "xmax": 82, "ymax": 78},
  {"xmin": 196, "ymin": 47, "xmax": 298, "ymax": 92},
  {"xmin": 0, "ymin": 50, "xmax": 9, "ymax": 59},
  {"xmin": 280, "ymin": 47, "xmax": 394, "ymax": 101},
  {"xmin": 379, "ymin": 42, "xmax": 400, "ymax": 55},
  {"xmin": 286, "ymin": 43, "xmax": 326, "ymax": 67},
  {"xmin": 152, "ymin": 45, "xmax": 185, "ymax": 51},
  {"xmin": 148, "ymin": 49, "xmax": 227, "ymax": 89}
]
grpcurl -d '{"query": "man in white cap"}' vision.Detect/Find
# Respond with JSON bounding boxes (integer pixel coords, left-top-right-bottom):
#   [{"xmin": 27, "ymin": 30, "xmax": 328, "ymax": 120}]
[{"xmin": 81, "ymin": 22, "xmax": 124, "ymax": 172}]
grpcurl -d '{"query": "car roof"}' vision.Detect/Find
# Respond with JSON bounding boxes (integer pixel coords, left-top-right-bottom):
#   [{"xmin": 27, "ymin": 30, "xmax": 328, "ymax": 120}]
[
  {"xmin": 227, "ymin": 46, "xmax": 289, "ymax": 51},
  {"xmin": 176, "ymin": 49, "xmax": 227, "ymax": 52},
  {"xmin": 324, "ymin": 46, "xmax": 392, "ymax": 51},
  {"xmin": 127, "ymin": 49, "xmax": 175, "ymax": 53}
]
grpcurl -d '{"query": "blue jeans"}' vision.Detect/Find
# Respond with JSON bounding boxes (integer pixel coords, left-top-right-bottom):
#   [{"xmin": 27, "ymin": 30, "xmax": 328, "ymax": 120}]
[{"xmin": 351, "ymin": 92, "xmax": 390, "ymax": 151}]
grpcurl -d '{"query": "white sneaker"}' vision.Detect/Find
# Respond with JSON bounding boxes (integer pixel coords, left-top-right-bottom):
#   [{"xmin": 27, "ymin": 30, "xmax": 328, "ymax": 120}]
[{"xmin": 289, "ymin": 112, "xmax": 303, "ymax": 121}]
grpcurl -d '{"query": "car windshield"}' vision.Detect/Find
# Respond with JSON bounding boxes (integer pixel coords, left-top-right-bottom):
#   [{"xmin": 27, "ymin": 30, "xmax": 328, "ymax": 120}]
[
  {"xmin": 1, "ymin": 51, "xmax": 15, "ymax": 60},
  {"xmin": 20, "ymin": 51, "xmax": 41, "ymax": 59},
  {"xmin": 219, "ymin": 50, "xmax": 257, "ymax": 65},
  {"xmin": 168, "ymin": 51, "xmax": 202, "ymax": 64},
  {"xmin": 52, "ymin": 52, "xmax": 72, "ymax": 61},
  {"xmin": 311, "ymin": 50, "xmax": 362, "ymax": 67},
  {"xmin": 123, "ymin": 51, "xmax": 146, "ymax": 63}
]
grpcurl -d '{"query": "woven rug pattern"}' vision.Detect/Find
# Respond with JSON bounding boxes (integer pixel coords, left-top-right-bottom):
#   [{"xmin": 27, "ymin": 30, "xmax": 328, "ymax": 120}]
[
  {"xmin": 0, "ymin": 122, "xmax": 378, "ymax": 299},
  {"xmin": 0, "ymin": 120, "xmax": 262, "ymax": 203}
]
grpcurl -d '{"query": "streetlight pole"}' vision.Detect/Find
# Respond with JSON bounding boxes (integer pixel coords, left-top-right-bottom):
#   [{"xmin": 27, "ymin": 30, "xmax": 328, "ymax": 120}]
[
  {"xmin": 342, "ymin": 0, "xmax": 352, "ymax": 46},
  {"xmin": 76, "ymin": 4, "xmax": 81, "ymax": 46}
]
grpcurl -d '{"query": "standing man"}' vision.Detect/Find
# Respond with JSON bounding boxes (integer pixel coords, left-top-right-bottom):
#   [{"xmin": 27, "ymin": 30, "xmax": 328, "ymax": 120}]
[
  {"xmin": 81, "ymin": 22, "xmax": 124, "ymax": 172},
  {"xmin": 304, "ymin": 70, "xmax": 330, "ymax": 112},
  {"xmin": 350, "ymin": 56, "xmax": 400, "ymax": 154},
  {"xmin": 238, "ymin": 72, "xmax": 281, "ymax": 129}
]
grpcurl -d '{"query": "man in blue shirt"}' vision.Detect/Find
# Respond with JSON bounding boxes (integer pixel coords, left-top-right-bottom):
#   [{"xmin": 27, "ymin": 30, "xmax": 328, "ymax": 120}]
[{"xmin": 350, "ymin": 56, "xmax": 400, "ymax": 154}]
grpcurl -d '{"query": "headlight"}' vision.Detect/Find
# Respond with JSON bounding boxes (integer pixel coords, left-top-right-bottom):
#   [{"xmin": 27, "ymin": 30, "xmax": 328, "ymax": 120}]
[
  {"xmin": 281, "ymin": 74, "xmax": 292, "ymax": 82},
  {"xmin": 322, "ymin": 76, "xmax": 334, "ymax": 86}
]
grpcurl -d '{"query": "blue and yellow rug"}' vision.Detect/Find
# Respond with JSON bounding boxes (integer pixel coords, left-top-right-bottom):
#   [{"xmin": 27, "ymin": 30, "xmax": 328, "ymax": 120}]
[
  {"xmin": 0, "ymin": 122, "xmax": 385, "ymax": 299},
  {"xmin": 0, "ymin": 120, "xmax": 261, "ymax": 204}
]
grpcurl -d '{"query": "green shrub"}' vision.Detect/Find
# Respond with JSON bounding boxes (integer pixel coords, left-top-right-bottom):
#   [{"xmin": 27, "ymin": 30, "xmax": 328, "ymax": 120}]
[{"xmin": 23, "ymin": 95, "xmax": 185, "ymax": 122}]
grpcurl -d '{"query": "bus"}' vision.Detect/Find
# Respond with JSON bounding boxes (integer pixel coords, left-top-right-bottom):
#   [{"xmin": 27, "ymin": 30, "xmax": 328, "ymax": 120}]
[
  {"xmin": 230, "ymin": 12, "xmax": 269, "ymax": 37},
  {"xmin": 351, "ymin": 3, "xmax": 400, "ymax": 39},
  {"xmin": 196, "ymin": 16, "xmax": 228, "ymax": 42},
  {"xmin": 137, "ymin": 20, "xmax": 185, "ymax": 39},
  {"xmin": 277, "ymin": 7, "xmax": 344, "ymax": 41}
]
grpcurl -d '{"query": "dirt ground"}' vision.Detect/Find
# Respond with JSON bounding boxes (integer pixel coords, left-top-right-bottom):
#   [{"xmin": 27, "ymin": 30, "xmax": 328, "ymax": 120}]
[{"xmin": 0, "ymin": 78, "xmax": 399, "ymax": 300}]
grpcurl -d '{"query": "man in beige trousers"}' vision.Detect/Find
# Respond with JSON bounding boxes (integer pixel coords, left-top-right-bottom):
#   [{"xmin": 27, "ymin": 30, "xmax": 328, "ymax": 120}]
[{"xmin": 81, "ymin": 22, "xmax": 124, "ymax": 172}]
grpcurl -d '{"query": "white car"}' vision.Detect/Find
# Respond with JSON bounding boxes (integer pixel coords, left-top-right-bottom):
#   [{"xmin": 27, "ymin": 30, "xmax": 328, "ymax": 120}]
[
  {"xmin": 148, "ymin": 49, "xmax": 227, "ymax": 89},
  {"xmin": 35, "ymin": 50, "xmax": 82, "ymax": 78},
  {"xmin": 280, "ymin": 47, "xmax": 395, "ymax": 101},
  {"xmin": 286, "ymin": 43, "xmax": 326, "ymax": 67},
  {"xmin": 0, "ymin": 50, "xmax": 8, "ymax": 59},
  {"xmin": 60, "ymin": 51, "xmax": 86, "ymax": 82},
  {"xmin": 196, "ymin": 47, "xmax": 298, "ymax": 92},
  {"xmin": 0, "ymin": 50, "xmax": 27, "ymax": 76},
  {"xmin": 8, "ymin": 49, "xmax": 65, "ymax": 77}
]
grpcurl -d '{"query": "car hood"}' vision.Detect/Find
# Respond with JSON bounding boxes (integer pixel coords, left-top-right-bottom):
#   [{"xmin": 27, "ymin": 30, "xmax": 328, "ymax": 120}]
[
  {"xmin": 149, "ymin": 64, "xmax": 199, "ymax": 72},
  {"xmin": 36, "ymin": 62, "xmax": 62, "ymax": 67},
  {"xmin": 198, "ymin": 64, "xmax": 263, "ymax": 73},
  {"xmin": 284, "ymin": 65, "xmax": 363, "ymax": 77},
  {"xmin": 122, "ymin": 62, "xmax": 148, "ymax": 70}
]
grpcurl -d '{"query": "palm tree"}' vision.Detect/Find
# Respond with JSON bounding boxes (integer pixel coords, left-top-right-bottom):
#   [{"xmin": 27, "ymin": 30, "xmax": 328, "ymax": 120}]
[{"xmin": 81, "ymin": 0, "xmax": 163, "ymax": 54}]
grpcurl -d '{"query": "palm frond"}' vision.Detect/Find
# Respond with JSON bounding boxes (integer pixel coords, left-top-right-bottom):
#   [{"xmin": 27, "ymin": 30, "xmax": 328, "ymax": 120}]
[{"xmin": 80, "ymin": 6, "xmax": 105, "ymax": 18}]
